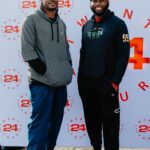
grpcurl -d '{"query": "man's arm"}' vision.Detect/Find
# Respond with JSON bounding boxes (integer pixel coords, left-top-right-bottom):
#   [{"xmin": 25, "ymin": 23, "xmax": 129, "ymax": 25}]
[
  {"xmin": 63, "ymin": 23, "xmax": 72, "ymax": 66},
  {"xmin": 21, "ymin": 17, "xmax": 38, "ymax": 61},
  {"xmin": 111, "ymin": 20, "xmax": 130, "ymax": 85},
  {"xmin": 79, "ymin": 26, "xmax": 85, "ymax": 67},
  {"xmin": 21, "ymin": 17, "xmax": 46, "ymax": 75},
  {"xmin": 66, "ymin": 41, "xmax": 72, "ymax": 66},
  {"xmin": 28, "ymin": 58, "xmax": 47, "ymax": 75}
]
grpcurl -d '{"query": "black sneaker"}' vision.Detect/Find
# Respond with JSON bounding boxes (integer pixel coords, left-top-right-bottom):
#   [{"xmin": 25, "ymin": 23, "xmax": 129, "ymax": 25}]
[{"xmin": 93, "ymin": 147, "xmax": 101, "ymax": 150}]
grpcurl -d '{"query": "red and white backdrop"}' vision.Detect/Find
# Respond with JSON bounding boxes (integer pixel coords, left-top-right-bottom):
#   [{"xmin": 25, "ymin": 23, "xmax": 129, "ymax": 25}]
[{"xmin": 0, "ymin": 0, "xmax": 150, "ymax": 148}]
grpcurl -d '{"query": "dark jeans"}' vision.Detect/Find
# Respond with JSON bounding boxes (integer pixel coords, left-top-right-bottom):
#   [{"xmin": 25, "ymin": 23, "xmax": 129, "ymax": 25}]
[
  {"xmin": 27, "ymin": 84, "xmax": 67, "ymax": 150},
  {"xmin": 78, "ymin": 77, "xmax": 120, "ymax": 150}
]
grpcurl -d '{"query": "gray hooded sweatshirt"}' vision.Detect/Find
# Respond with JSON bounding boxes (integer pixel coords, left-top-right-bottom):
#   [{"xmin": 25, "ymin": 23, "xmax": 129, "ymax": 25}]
[{"xmin": 21, "ymin": 9, "xmax": 73, "ymax": 87}]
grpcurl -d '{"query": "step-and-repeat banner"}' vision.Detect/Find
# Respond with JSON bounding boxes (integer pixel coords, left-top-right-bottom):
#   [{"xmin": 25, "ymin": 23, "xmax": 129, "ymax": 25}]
[{"xmin": 0, "ymin": 0, "xmax": 150, "ymax": 148}]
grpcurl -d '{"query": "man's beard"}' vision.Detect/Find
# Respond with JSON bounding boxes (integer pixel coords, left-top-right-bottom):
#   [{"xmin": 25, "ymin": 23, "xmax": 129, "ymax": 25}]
[
  {"xmin": 91, "ymin": 2, "xmax": 109, "ymax": 16},
  {"xmin": 46, "ymin": 6, "xmax": 58, "ymax": 11},
  {"xmin": 41, "ymin": 2, "xmax": 58, "ymax": 12}
]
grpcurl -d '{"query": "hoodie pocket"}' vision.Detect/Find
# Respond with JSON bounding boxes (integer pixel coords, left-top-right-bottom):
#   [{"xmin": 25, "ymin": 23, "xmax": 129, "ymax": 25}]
[{"xmin": 46, "ymin": 59, "xmax": 73, "ymax": 86}]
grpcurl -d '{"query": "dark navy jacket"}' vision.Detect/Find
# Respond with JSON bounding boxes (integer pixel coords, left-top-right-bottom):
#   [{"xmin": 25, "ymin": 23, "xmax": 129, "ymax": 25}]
[{"xmin": 78, "ymin": 10, "xmax": 130, "ymax": 85}]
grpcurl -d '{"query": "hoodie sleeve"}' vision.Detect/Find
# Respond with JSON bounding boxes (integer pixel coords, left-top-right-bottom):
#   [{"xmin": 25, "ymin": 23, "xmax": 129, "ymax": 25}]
[
  {"xmin": 66, "ymin": 40, "xmax": 72, "ymax": 65},
  {"xmin": 64, "ymin": 23, "xmax": 72, "ymax": 65},
  {"xmin": 79, "ymin": 25, "xmax": 85, "ymax": 67},
  {"xmin": 111, "ymin": 20, "xmax": 130, "ymax": 85},
  {"xmin": 21, "ymin": 16, "xmax": 39, "ymax": 62}
]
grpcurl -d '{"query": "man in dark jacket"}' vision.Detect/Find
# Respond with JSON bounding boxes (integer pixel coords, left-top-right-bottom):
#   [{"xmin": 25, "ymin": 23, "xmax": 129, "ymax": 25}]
[
  {"xmin": 78, "ymin": 0, "xmax": 130, "ymax": 150},
  {"xmin": 21, "ymin": 0, "xmax": 73, "ymax": 150}
]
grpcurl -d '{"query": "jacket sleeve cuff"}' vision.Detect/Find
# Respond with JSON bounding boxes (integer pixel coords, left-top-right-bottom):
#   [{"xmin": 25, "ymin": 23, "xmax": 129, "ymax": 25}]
[{"xmin": 111, "ymin": 82, "xmax": 119, "ymax": 91}]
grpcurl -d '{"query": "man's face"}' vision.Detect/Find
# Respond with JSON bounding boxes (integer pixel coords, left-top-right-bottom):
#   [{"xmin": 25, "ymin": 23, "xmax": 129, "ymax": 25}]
[
  {"xmin": 42, "ymin": 0, "xmax": 58, "ymax": 11},
  {"xmin": 90, "ymin": 0, "xmax": 109, "ymax": 16}
]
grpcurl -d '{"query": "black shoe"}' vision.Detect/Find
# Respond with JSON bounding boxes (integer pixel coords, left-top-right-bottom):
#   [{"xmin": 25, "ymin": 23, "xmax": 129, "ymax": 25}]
[{"xmin": 93, "ymin": 147, "xmax": 101, "ymax": 150}]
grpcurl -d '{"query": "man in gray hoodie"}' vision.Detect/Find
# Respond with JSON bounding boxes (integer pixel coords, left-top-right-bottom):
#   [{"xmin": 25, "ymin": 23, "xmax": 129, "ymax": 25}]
[{"xmin": 21, "ymin": 0, "xmax": 73, "ymax": 149}]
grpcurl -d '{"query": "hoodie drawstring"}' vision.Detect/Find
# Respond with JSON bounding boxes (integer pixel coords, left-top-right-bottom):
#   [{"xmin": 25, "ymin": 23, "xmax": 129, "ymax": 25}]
[
  {"xmin": 57, "ymin": 22, "xmax": 59, "ymax": 42},
  {"xmin": 50, "ymin": 21, "xmax": 59, "ymax": 42},
  {"xmin": 50, "ymin": 22, "xmax": 54, "ymax": 41}
]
